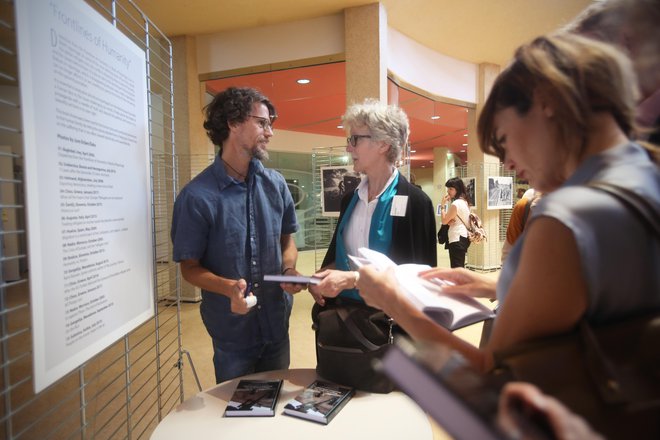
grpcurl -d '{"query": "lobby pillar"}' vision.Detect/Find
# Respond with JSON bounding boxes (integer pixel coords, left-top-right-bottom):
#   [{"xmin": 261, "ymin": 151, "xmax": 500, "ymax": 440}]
[
  {"xmin": 467, "ymin": 62, "xmax": 501, "ymax": 269},
  {"xmin": 432, "ymin": 147, "xmax": 452, "ymax": 215},
  {"xmin": 344, "ymin": 3, "xmax": 388, "ymax": 105}
]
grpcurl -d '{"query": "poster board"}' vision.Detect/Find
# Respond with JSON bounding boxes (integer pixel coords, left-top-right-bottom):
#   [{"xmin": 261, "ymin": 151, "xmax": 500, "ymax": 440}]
[
  {"xmin": 16, "ymin": 0, "xmax": 154, "ymax": 392},
  {"xmin": 320, "ymin": 166, "xmax": 361, "ymax": 217},
  {"xmin": 487, "ymin": 176, "xmax": 513, "ymax": 210}
]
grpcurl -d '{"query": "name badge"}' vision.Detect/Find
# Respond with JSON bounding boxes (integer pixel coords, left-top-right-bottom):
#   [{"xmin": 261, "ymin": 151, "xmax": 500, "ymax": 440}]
[{"xmin": 390, "ymin": 195, "xmax": 408, "ymax": 217}]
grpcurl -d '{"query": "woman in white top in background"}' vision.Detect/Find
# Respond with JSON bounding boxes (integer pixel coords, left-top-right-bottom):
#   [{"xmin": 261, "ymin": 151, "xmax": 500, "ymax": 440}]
[{"xmin": 439, "ymin": 177, "xmax": 471, "ymax": 267}]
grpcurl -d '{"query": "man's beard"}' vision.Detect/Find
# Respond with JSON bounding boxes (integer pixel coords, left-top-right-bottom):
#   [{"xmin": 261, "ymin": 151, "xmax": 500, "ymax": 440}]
[{"xmin": 251, "ymin": 143, "xmax": 269, "ymax": 161}]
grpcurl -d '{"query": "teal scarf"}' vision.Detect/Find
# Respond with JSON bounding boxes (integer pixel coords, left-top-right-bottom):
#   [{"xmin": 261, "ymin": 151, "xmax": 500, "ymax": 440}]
[{"xmin": 335, "ymin": 172, "xmax": 399, "ymax": 301}]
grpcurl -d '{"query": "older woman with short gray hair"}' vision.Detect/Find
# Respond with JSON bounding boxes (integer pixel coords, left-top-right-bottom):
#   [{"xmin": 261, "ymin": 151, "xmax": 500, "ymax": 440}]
[{"xmin": 309, "ymin": 98, "xmax": 437, "ymax": 304}]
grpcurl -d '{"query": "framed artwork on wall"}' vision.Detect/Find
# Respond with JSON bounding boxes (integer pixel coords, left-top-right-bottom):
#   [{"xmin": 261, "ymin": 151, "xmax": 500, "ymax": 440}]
[
  {"xmin": 320, "ymin": 166, "xmax": 361, "ymax": 217},
  {"xmin": 487, "ymin": 176, "xmax": 513, "ymax": 210}
]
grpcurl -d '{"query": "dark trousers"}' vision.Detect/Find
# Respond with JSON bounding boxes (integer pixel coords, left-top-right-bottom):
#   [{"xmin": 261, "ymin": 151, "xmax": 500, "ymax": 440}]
[{"xmin": 447, "ymin": 236, "xmax": 470, "ymax": 268}]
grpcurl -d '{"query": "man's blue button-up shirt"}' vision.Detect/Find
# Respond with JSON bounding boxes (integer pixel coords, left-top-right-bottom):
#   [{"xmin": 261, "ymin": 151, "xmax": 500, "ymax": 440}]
[{"xmin": 171, "ymin": 155, "xmax": 298, "ymax": 350}]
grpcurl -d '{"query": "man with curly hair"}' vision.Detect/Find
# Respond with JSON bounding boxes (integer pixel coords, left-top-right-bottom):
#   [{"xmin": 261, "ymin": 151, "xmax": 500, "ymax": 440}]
[{"xmin": 171, "ymin": 87, "xmax": 304, "ymax": 383}]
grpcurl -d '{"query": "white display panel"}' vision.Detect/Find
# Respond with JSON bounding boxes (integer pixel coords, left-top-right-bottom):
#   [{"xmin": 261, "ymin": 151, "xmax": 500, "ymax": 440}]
[{"xmin": 16, "ymin": 0, "xmax": 154, "ymax": 392}]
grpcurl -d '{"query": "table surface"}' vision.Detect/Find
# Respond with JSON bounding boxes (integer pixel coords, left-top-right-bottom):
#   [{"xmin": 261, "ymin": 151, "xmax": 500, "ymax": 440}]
[{"xmin": 151, "ymin": 368, "xmax": 433, "ymax": 439}]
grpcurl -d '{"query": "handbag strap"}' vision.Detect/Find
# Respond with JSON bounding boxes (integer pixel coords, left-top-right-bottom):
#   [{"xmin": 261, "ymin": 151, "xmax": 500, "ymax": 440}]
[
  {"xmin": 579, "ymin": 321, "xmax": 627, "ymax": 404},
  {"xmin": 336, "ymin": 307, "xmax": 381, "ymax": 352},
  {"xmin": 580, "ymin": 182, "xmax": 660, "ymax": 403},
  {"xmin": 587, "ymin": 181, "xmax": 660, "ymax": 240},
  {"xmin": 456, "ymin": 211, "xmax": 472, "ymax": 231}
]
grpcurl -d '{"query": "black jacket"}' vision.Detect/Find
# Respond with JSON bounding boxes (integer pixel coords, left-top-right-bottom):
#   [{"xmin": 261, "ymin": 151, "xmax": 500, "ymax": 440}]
[{"xmin": 322, "ymin": 175, "xmax": 437, "ymax": 268}]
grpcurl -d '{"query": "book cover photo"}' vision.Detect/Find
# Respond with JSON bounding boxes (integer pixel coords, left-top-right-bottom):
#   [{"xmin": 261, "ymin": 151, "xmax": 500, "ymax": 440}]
[
  {"xmin": 283, "ymin": 380, "xmax": 354, "ymax": 425},
  {"xmin": 224, "ymin": 379, "xmax": 283, "ymax": 417}
]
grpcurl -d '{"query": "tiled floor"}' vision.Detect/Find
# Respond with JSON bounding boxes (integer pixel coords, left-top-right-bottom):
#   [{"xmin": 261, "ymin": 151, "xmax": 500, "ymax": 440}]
[{"xmin": 178, "ymin": 247, "xmax": 498, "ymax": 439}]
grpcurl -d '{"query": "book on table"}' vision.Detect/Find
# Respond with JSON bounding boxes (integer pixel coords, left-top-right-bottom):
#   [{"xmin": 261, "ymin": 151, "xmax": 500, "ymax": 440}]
[
  {"xmin": 224, "ymin": 379, "xmax": 283, "ymax": 417},
  {"xmin": 349, "ymin": 247, "xmax": 495, "ymax": 331},
  {"xmin": 282, "ymin": 380, "xmax": 354, "ymax": 425}
]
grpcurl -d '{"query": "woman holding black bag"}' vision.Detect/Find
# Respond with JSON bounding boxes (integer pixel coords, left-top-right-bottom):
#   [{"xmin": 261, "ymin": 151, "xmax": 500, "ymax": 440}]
[
  {"xmin": 307, "ymin": 99, "xmax": 437, "ymax": 393},
  {"xmin": 309, "ymin": 99, "xmax": 437, "ymax": 303}
]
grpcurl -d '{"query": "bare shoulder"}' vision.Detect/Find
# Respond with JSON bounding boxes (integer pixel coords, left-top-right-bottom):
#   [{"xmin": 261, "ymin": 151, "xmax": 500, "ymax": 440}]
[{"xmin": 487, "ymin": 217, "xmax": 589, "ymax": 351}]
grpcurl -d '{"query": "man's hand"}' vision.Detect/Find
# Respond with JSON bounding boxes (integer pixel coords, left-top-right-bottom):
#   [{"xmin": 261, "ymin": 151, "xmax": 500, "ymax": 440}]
[
  {"xmin": 230, "ymin": 279, "xmax": 254, "ymax": 314},
  {"xmin": 279, "ymin": 268, "xmax": 306, "ymax": 295}
]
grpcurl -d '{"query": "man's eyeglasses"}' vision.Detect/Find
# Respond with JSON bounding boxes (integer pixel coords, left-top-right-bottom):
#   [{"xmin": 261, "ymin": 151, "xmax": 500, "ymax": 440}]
[
  {"xmin": 347, "ymin": 134, "xmax": 371, "ymax": 147},
  {"xmin": 248, "ymin": 114, "xmax": 276, "ymax": 130}
]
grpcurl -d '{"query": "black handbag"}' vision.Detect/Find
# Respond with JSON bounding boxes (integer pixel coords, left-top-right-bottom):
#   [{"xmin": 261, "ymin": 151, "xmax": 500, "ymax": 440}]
[
  {"xmin": 437, "ymin": 224, "xmax": 449, "ymax": 244},
  {"xmin": 311, "ymin": 297, "xmax": 397, "ymax": 393}
]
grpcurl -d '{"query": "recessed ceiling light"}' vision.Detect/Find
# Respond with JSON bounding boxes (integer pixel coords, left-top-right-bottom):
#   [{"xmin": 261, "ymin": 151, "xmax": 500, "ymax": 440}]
[
  {"xmin": 431, "ymin": 115, "xmax": 440, "ymax": 120},
  {"xmin": 462, "ymin": 143, "xmax": 468, "ymax": 146},
  {"xmin": 296, "ymin": 78, "xmax": 311, "ymax": 84},
  {"xmin": 421, "ymin": 165, "xmax": 426, "ymax": 168},
  {"xmin": 337, "ymin": 125, "xmax": 343, "ymax": 129},
  {"xmin": 460, "ymin": 150, "xmax": 466, "ymax": 152},
  {"xmin": 410, "ymin": 149, "xmax": 417, "ymax": 153},
  {"xmin": 463, "ymin": 133, "xmax": 468, "ymax": 137}
]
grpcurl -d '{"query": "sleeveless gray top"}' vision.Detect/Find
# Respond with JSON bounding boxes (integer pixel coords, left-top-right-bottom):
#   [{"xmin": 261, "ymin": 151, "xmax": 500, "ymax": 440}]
[{"xmin": 498, "ymin": 142, "xmax": 660, "ymax": 324}]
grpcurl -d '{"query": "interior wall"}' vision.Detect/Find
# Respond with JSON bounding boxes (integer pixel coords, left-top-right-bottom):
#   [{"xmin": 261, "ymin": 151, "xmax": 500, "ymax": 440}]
[
  {"xmin": 269, "ymin": 130, "xmax": 345, "ymax": 153},
  {"xmin": 387, "ymin": 27, "xmax": 477, "ymax": 104},
  {"xmin": 412, "ymin": 166, "xmax": 435, "ymax": 197},
  {"xmin": 195, "ymin": 14, "xmax": 345, "ymax": 75}
]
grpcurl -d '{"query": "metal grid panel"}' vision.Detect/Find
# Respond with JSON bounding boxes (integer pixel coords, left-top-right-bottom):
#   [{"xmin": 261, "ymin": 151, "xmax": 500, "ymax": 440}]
[
  {"xmin": 311, "ymin": 147, "xmax": 350, "ymax": 269},
  {"xmin": 0, "ymin": 1, "xmax": 183, "ymax": 438}
]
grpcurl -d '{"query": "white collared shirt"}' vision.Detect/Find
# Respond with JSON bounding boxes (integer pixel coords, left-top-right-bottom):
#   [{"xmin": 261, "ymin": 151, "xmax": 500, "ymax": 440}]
[{"xmin": 343, "ymin": 169, "xmax": 399, "ymax": 258}]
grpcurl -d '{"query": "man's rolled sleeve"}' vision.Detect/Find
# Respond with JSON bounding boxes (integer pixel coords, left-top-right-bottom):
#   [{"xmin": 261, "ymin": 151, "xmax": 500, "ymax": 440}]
[{"xmin": 171, "ymin": 190, "xmax": 210, "ymax": 262}]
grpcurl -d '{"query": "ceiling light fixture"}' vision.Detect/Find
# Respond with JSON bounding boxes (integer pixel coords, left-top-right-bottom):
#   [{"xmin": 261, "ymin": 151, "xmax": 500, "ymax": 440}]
[
  {"xmin": 431, "ymin": 115, "xmax": 440, "ymax": 120},
  {"xmin": 296, "ymin": 78, "xmax": 311, "ymax": 84},
  {"xmin": 410, "ymin": 149, "xmax": 417, "ymax": 153},
  {"xmin": 337, "ymin": 125, "xmax": 343, "ymax": 129},
  {"xmin": 463, "ymin": 133, "xmax": 468, "ymax": 137},
  {"xmin": 462, "ymin": 143, "xmax": 468, "ymax": 146}
]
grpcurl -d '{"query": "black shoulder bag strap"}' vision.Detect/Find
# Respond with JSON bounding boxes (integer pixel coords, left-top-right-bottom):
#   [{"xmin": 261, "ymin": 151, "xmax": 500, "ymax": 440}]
[{"xmin": 587, "ymin": 181, "xmax": 660, "ymax": 241}]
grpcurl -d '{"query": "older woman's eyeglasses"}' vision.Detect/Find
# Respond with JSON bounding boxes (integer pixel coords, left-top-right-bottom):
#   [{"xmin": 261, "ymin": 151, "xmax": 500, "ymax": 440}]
[
  {"xmin": 247, "ymin": 114, "xmax": 276, "ymax": 130},
  {"xmin": 347, "ymin": 134, "xmax": 371, "ymax": 147}
]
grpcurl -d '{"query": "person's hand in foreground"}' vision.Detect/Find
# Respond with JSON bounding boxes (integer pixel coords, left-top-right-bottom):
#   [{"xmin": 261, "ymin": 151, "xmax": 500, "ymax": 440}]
[
  {"xmin": 420, "ymin": 267, "xmax": 498, "ymax": 300},
  {"xmin": 497, "ymin": 382, "xmax": 603, "ymax": 440},
  {"xmin": 356, "ymin": 266, "xmax": 404, "ymax": 314}
]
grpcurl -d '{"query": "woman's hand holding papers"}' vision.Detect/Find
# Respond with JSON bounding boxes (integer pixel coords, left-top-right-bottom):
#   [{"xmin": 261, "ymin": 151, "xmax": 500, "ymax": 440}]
[{"xmin": 420, "ymin": 268, "xmax": 497, "ymax": 300}]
